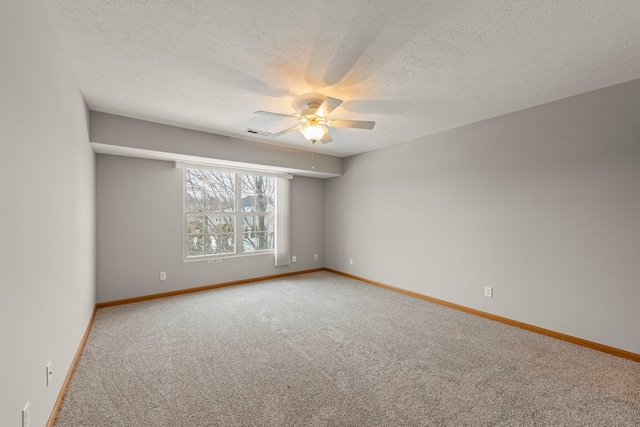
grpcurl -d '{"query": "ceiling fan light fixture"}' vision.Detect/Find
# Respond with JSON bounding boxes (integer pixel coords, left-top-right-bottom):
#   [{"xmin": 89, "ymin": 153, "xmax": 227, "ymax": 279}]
[
  {"xmin": 300, "ymin": 123, "xmax": 327, "ymax": 143},
  {"xmin": 253, "ymin": 95, "xmax": 375, "ymax": 145}
]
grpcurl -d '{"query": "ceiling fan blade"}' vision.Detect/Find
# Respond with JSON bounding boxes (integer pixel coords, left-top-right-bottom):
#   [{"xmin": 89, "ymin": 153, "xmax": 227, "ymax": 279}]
[
  {"xmin": 255, "ymin": 110, "xmax": 301, "ymax": 120},
  {"xmin": 327, "ymin": 119, "xmax": 375, "ymax": 130},
  {"xmin": 270, "ymin": 125, "xmax": 301, "ymax": 137},
  {"xmin": 320, "ymin": 133, "xmax": 333, "ymax": 144},
  {"xmin": 316, "ymin": 97, "xmax": 343, "ymax": 117}
]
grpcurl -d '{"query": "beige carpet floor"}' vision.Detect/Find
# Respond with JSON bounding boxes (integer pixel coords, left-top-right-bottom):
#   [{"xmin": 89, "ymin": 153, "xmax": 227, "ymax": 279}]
[{"xmin": 55, "ymin": 271, "xmax": 640, "ymax": 426}]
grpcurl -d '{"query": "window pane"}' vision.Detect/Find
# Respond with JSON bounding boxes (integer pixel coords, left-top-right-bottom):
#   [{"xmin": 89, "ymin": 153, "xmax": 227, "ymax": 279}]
[
  {"xmin": 242, "ymin": 215, "xmax": 254, "ymax": 232},
  {"xmin": 204, "ymin": 235, "xmax": 215, "ymax": 255},
  {"xmin": 220, "ymin": 216, "xmax": 235, "ymax": 233},
  {"xmin": 257, "ymin": 193, "xmax": 271, "ymax": 212},
  {"xmin": 205, "ymin": 215, "xmax": 235, "ymax": 233},
  {"xmin": 186, "ymin": 215, "xmax": 203, "ymax": 235},
  {"xmin": 265, "ymin": 197, "xmax": 275, "ymax": 213},
  {"xmin": 186, "ymin": 190, "xmax": 203, "ymax": 212},
  {"xmin": 219, "ymin": 192, "xmax": 235, "ymax": 212},
  {"xmin": 242, "ymin": 215, "xmax": 274, "ymax": 233},
  {"xmin": 203, "ymin": 171, "xmax": 235, "ymax": 191},
  {"xmin": 202, "ymin": 171, "xmax": 236, "ymax": 211},
  {"xmin": 242, "ymin": 215, "xmax": 274, "ymax": 251},
  {"xmin": 185, "ymin": 170, "xmax": 204, "ymax": 211},
  {"xmin": 241, "ymin": 175, "xmax": 275, "ymax": 212},
  {"xmin": 243, "ymin": 235, "xmax": 256, "ymax": 253},
  {"xmin": 263, "ymin": 215, "xmax": 275, "ymax": 233},
  {"xmin": 204, "ymin": 192, "xmax": 235, "ymax": 212},
  {"xmin": 221, "ymin": 238, "xmax": 235, "ymax": 254},
  {"xmin": 186, "ymin": 235, "xmax": 204, "ymax": 257},
  {"xmin": 202, "ymin": 232, "xmax": 236, "ymax": 255},
  {"xmin": 204, "ymin": 215, "xmax": 219, "ymax": 234},
  {"xmin": 186, "ymin": 169, "xmax": 204, "ymax": 187},
  {"xmin": 203, "ymin": 171, "xmax": 235, "ymax": 192},
  {"xmin": 217, "ymin": 234, "xmax": 235, "ymax": 254},
  {"xmin": 243, "ymin": 232, "xmax": 273, "ymax": 252},
  {"xmin": 203, "ymin": 191, "xmax": 220, "ymax": 211},
  {"xmin": 241, "ymin": 194, "xmax": 256, "ymax": 212},
  {"xmin": 204, "ymin": 235, "xmax": 232, "ymax": 255}
]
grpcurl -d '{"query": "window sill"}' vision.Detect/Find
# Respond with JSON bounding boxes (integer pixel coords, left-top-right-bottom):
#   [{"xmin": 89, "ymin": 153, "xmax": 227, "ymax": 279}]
[{"xmin": 184, "ymin": 251, "xmax": 274, "ymax": 263}]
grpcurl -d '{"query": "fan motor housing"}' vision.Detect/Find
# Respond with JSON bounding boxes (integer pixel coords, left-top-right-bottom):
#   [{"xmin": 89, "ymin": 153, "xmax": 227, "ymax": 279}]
[
  {"xmin": 292, "ymin": 93, "xmax": 325, "ymax": 112},
  {"xmin": 302, "ymin": 106, "xmax": 322, "ymax": 119}
]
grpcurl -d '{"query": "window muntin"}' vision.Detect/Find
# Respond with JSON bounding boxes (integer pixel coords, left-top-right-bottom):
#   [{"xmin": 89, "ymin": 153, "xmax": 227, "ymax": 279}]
[{"xmin": 185, "ymin": 168, "xmax": 275, "ymax": 259}]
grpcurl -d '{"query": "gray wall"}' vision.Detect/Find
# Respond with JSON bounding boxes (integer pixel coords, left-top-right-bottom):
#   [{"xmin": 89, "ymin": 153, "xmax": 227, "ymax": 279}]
[
  {"xmin": 96, "ymin": 154, "xmax": 325, "ymax": 303},
  {"xmin": 0, "ymin": 1, "xmax": 95, "ymax": 426},
  {"xmin": 325, "ymin": 79, "xmax": 640, "ymax": 354},
  {"xmin": 91, "ymin": 112, "xmax": 343, "ymax": 178}
]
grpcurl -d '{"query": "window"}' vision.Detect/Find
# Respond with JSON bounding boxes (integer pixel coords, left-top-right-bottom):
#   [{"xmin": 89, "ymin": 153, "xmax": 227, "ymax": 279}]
[{"xmin": 184, "ymin": 168, "xmax": 275, "ymax": 259}]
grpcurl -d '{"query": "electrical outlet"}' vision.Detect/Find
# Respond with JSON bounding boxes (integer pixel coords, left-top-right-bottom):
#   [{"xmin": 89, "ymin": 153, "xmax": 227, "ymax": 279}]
[
  {"xmin": 314, "ymin": 254, "xmax": 318, "ymax": 260},
  {"xmin": 46, "ymin": 361, "xmax": 52, "ymax": 386},
  {"xmin": 291, "ymin": 255, "xmax": 297, "ymax": 263},
  {"xmin": 22, "ymin": 402, "xmax": 30, "ymax": 427},
  {"xmin": 349, "ymin": 258, "xmax": 354, "ymax": 265},
  {"xmin": 160, "ymin": 272, "xmax": 166, "ymax": 280},
  {"xmin": 484, "ymin": 287, "xmax": 493, "ymax": 298}
]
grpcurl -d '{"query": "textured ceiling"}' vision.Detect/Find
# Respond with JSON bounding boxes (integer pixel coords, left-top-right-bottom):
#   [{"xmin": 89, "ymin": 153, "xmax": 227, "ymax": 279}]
[{"xmin": 44, "ymin": 0, "xmax": 640, "ymax": 157}]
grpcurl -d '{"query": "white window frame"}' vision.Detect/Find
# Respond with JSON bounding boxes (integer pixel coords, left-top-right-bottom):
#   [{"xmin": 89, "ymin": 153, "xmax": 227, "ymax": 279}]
[{"xmin": 179, "ymin": 162, "xmax": 291, "ymax": 263}]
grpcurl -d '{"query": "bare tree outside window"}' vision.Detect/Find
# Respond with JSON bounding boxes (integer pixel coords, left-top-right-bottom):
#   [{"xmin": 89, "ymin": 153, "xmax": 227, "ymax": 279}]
[
  {"xmin": 185, "ymin": 168, "xmax": 274, "ymax": 259},
  {"xmin": 241, "ymin": 175, "xmax": 275, "ymax": 252}
]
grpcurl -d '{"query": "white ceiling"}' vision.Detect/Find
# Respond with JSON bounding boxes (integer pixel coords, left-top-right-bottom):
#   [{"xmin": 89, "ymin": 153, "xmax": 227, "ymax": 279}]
[{"xmin": 44, "ymin": 0, "xmax": 640, "ymax": 157}]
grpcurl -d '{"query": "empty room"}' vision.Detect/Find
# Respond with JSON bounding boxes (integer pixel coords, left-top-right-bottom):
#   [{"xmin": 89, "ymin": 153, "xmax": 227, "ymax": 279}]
[{"xmin": 1, "ymin": 0, "xmax": 639, "ymax": 426}]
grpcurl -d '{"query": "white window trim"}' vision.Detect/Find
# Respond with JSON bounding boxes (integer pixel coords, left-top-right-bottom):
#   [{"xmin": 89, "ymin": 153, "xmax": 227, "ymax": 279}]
[{"xmin": 181, "ymin": 163, "xmax": 290, "ymax": 264}]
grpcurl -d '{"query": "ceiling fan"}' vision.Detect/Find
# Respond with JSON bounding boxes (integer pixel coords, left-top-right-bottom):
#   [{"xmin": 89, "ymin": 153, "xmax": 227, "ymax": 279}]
[{"xmin": 248, "ymin": 94, "xmax": 375, "ymax": 144}]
